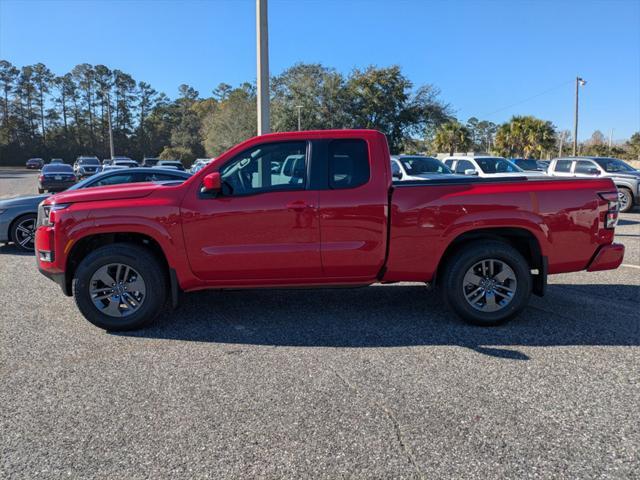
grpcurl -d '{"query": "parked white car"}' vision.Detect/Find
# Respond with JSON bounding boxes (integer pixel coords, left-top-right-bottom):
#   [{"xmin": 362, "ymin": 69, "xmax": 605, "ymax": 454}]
[
  {"xmin": 390, "ymin": 155, "xmax": 455, "ymax": 181},
  {"xmin": 190, "ymin": 158, "xmax": 213, "ymax": 174},
  {"xmin": 443, "ymin": 155, "xmax": 547, "ymax": 178}
]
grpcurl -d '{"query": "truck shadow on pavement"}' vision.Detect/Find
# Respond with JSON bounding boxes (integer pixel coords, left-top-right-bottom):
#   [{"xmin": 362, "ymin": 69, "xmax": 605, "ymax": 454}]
[
  {"xmin": 0, "ymin": 244, "xmax": 33, "ymax": 257},
  {"xmin": 118, "ymin": 283, "xmax": 639, "ymax": 360}
]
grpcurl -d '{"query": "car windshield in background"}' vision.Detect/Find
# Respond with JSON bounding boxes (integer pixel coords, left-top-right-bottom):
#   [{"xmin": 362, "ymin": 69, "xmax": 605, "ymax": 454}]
[
  {"xmin": 42, "ymin": 164, "xmax": 74, "ymax": 173},
  {"xmin": 594, "ymin": 158, "xmax": 636, "ymax": 173},
  {"xmin": 515, "ymin": 159, "xmax": 540, "ymax": 170},
  {"xmin": 79, "ymin": 158, "xmax": 100, "ymax": 165},
  {"xmin": 399, "ymin": 157, "xmax": 451, "ymax": 174},
  {"xmin": 476, "ymin": 158, "xmax": 522, "ymax": 173}
]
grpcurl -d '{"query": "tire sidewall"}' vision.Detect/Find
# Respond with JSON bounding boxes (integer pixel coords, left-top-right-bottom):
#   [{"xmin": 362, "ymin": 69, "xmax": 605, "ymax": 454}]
[
  {"xmin": 73, "ymin": 245, "xmax": 166, "ymax": 331},
  {"xmin": 443, "ymin": 242, "xmax": 532, "ymax": 326},
  {"xmin": 618, "ymin": 188, "xmax": 633, "ymax": 213},
  {"xmin": 11, "ymin": 213, "xmax": 37, "ymax": 252}
]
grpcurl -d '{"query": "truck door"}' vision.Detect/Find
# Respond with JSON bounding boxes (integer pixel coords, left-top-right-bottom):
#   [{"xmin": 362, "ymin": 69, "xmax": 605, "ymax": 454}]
[
  {"xmin": 180, "ymin": 141, "xmax": 322, "ymax": 282},
  {"xmin": 317, "ymin": 138, "xmax": 388, "ymax": 279}
]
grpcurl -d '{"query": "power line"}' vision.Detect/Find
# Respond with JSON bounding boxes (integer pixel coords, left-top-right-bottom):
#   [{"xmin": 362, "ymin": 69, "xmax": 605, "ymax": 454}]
[{"xmin": 479, "ymin": 80, "xmax": 573, "ymax": 119}]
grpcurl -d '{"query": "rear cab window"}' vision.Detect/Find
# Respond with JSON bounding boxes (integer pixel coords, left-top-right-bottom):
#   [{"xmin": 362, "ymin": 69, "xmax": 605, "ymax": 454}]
[
  {"xmin": 554, "ymin": 160, "xmax": 572, "ymax": 173},
  {"xmin": 328, "ymin": 139, "xmax": 370, "ymax": 189}
]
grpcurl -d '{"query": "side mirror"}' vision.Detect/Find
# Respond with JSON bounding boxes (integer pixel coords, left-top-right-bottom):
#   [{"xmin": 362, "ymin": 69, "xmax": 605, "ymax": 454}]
[
  {"xmin": 464, "ymin": 169, "xmax": 478, "ymax": 176},
  {"xmin": 587, "ymin": 168, "xmax": 600, "ymax": 175},
  {"xmin": 392, "ymin": 171, "xmax": 402, "ymax": 180},
  {"xmin": 202, "ymin": 172, "xmax": 222, "ymax": 193}
]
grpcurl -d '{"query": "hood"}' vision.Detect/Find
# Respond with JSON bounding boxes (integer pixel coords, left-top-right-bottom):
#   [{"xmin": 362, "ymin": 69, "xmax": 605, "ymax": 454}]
[
  {"xmin": 409, "ymin": 173, "xmax": 465, "ymax": 180},
  {"xmin": 609, "ymin": 171, "xmax": 640, "ymax": 180},
  {"xmin": 46, "ymin": 182, "xmax": 163, "ymax": 205},
  {"xmin": 484, "ymin": 171, "xmax": 547, "ymax": 178},
  {"xmin": 0, "ymin": 194, "xmax": 49, "ymax": 207}
]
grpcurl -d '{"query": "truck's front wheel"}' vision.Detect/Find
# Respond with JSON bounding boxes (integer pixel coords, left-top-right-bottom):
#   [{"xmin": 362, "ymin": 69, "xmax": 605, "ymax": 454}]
[
  {"xmin": 73, "ymin": 244, "xmax": 167, "ymax": 331},
  {"xmin": 441, "ymin": 241, "xmax": 531, "ymax": 326}
]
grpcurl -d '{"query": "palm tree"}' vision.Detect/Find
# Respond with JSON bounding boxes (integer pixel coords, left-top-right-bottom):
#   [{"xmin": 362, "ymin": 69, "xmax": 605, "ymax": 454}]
[
  {"xmin": 495, "ymin": 116, "xmax": 557, "ymax": 158},
  {"xmin": 433, "ymin": 121, "xmax": 472, "ymax": 155}
]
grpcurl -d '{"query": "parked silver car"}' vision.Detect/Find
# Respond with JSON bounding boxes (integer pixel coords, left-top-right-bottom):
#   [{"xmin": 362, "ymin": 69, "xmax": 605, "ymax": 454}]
[
  {"xmin": 547, "ymin": 157, "xmax": 639, "ymax": 212},
  {"xmin": 0, "ymin": 168, "xmax": 191, "ymax": 252}
]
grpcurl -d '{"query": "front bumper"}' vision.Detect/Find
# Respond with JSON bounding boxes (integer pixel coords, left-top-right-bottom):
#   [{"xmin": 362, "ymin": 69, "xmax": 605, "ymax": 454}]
[
  {"xmin": 35, "ymin": 225, "xmax": 72, "ymax": 295},
  {"xmin": 0, "ymin": 213, "xmax": 11, "ymax": 242},
  {"xmin": 586, "ymin": 243, "xmax": 625, "ymax": 272}
]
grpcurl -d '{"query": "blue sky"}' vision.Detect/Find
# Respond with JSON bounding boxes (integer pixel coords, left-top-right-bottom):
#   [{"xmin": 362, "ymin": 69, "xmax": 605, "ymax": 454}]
[{"xmin": 1, "ymin": 0, "xmax": 639, "ymax": 140}]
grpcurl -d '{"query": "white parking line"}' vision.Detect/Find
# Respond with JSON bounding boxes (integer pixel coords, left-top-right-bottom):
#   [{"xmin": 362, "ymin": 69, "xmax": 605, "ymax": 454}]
[{"xmin": 621, "ymin": 264, "xmax": 640, "ymax": 269}]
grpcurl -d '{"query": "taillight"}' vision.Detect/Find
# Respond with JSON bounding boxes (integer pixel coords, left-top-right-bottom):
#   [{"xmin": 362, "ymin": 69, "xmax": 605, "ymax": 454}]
[
  {"xmin": 39, "ymin": 175, "xmax": 44, "ymax": 182},
  {"xmin": 599, "ymin": 192, "xmax": 619, "ymax": 229}
]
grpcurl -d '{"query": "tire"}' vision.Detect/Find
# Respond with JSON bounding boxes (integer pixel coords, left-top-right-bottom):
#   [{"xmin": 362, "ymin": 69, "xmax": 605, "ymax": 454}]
[
  {"xmin": 441, "ymin": 240, "xmax": 532, "ymax": 326},
  {"xmin": 73, "ymin": 243, "xmax": 167, "ymax": 331},
  {"xmin": 10, "ymin": 213, "xmax": 37, "ymax": 252},
  {"xmin": 617, "ymin": 188, "xmax": 633, "ymax": 213}
]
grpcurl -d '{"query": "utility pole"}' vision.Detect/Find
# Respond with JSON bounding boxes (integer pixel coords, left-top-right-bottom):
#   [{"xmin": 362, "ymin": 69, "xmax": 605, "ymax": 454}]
[
  {"xmin": 573, "ymin": 76, "xmax": 586, "ymax": 156},
  {"xmin": 256, "ymin": 0, "xmax": 270, "ymax": 135},
  {"xmin": 296, "ymin": 105, "xmax": 303, "ymax": 131},
  {"xmin": 104, "ymin": 89, "xmax": 115, "ymax": 159},
  {"xmin": 558, "ymin": 130, "xmax": 566, "ymax": 157}
]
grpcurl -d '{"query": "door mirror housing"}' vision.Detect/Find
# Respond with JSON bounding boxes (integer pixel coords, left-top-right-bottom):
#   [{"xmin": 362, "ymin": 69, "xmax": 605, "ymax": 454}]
[
  {"xmin": 587, "ymin": 167, "xmax": 600, "ymax": 175},
  {"xmin": 392, "ymin": 170, "xmax": 402, "ymax": 180},
  {"xmin": 202, "ymin": 172, "xmax": 222, "ymax": 193},
  {"xmin": 464, "ymin": 169, "xmax": 478, "ymax": 176}
]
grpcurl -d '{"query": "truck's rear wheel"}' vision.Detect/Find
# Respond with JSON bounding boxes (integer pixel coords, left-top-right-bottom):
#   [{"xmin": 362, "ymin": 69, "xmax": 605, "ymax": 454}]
[
  {"xmin": 73, "ymin": 243, "xmax": 167, "ymax": 331},
  {"xmin": 441, "ymin": 241, "xmax": 531, "ymax": 326}
]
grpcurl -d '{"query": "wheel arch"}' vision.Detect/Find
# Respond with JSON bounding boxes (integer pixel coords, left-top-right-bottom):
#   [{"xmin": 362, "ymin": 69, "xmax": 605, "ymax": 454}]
[
  {"xmin": 63, "ymin": 232, "xmax": 171, "ymax": 297},
  {"xmin": 435, "ymin": 227, "xmax": 546, "ymax": 296}
]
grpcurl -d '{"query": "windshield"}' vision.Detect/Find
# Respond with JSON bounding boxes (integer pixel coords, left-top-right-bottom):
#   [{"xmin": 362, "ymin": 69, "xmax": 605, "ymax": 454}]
[
  {"xmin": 594, "ymin": 158, "xmax": 636, "ymax": 173},
  {"xmin": 79, "ymin": 158, "xmax": 100, "ymax": 165},
  {"xmin": 42, "ymin": 164, "xmax": 73, "ymax": 173},
  {"xmin": 476, "ymin": 157, "xmax": 523, "ymax": 173},
  {"xmin": 399, "ymin": 157, "xmax": 451, "ymax": 174},
  {"xmin": 514, "ymin": 159, "xmax": 540, "ymax": 170}
]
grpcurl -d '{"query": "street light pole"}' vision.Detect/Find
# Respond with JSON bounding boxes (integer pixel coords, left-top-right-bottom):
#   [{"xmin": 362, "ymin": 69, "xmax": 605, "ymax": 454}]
[
  {"xmin": 573, "ymin": 76, "xmax": 586, "ymax": 156},
  {"xmin": 104, "ymin": 89, "xmax": 115, "ymax": 159},
  {"xmin": 296, "ymin": 105, "xmax": 303, "ymax": 131},
  {"xmin": 256, "ymin": 0, "xmax": 270, "ymax": 135}
]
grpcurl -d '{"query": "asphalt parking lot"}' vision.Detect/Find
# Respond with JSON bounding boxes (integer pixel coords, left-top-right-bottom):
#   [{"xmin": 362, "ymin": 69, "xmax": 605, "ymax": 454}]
[{"xmin": 1, "ymin": 168, "xmax": 638, "ymax": 479}]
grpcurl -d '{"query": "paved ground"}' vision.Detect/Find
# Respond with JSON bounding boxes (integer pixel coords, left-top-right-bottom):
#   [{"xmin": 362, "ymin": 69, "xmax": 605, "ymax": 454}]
[{"xmin": 1, "ymin": 168, "xmax": 639, "ymax": 479}]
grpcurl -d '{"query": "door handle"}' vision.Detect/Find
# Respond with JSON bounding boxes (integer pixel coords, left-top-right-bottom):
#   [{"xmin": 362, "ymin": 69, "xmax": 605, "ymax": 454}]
[{"xmin": 286, "ymin": 200, "xmax": 312, "ymax": 212}]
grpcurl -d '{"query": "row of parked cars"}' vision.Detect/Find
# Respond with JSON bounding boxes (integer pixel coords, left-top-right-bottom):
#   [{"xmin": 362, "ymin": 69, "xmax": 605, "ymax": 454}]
[
  {"xmin": 5, "ymin": 158, "xmax": 198, "ymax": 251},
  {"xmin": 26, "ymin": 156, "xmax": 210, "ymax": 194},
  {"xmin": 390, "ymin": 154, "xmax": 639, "ymax": 212},
  {"xmin": 6, "ymin": 151, "xmax": 638, "ymax": 254}
]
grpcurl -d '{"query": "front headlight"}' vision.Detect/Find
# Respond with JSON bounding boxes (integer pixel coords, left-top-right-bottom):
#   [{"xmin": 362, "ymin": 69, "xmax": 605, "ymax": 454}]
[{"xmin": 40, "ymin": 203, "xmax": 70, "ymax": 227}]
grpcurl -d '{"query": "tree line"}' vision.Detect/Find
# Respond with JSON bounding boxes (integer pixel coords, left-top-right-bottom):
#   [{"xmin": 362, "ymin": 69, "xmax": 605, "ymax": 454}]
[{"xmin": 1, "ymin": 59, "xmax": 638, "ymax": 166}]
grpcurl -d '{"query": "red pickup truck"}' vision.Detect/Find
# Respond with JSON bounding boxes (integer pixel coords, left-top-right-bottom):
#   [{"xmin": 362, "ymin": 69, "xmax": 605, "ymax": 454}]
[{"xmin": 35, "ymin": 130, "xmax": 624, "ymax": 331}]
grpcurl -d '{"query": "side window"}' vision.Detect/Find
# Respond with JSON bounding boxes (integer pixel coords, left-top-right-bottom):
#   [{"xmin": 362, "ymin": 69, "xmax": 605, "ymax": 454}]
[
  {"xmin": 328, "ymin": 139, "xmax": 370, "ymax": 189},
  {"xmin": 391, "ymin": 160, "xmax": 402, "ymax": 179},
  {"xmin": 444, "ymin": 160, "xmax": 455, "ymax": 169},
  {"xmin": 554, "ymin": 160, "xmax": 572, "ymax": 173},
  {"xmin": 455, "ymin": 160, "xmax": 475, "ymax": 174},
  {"xmin": 137, "ymin": 172, "xmax": 180, "ymax": 182},
  {"xmin": 220, "ymin": 141, "xmax": 307, "ymax": 196},
  {"xmin": 92, "ymin": 173, "xmax": 135, "ymax": 187},
  {"xmin": 574, "ymin": 160, "xmax": 597, "ymax": 174}
]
